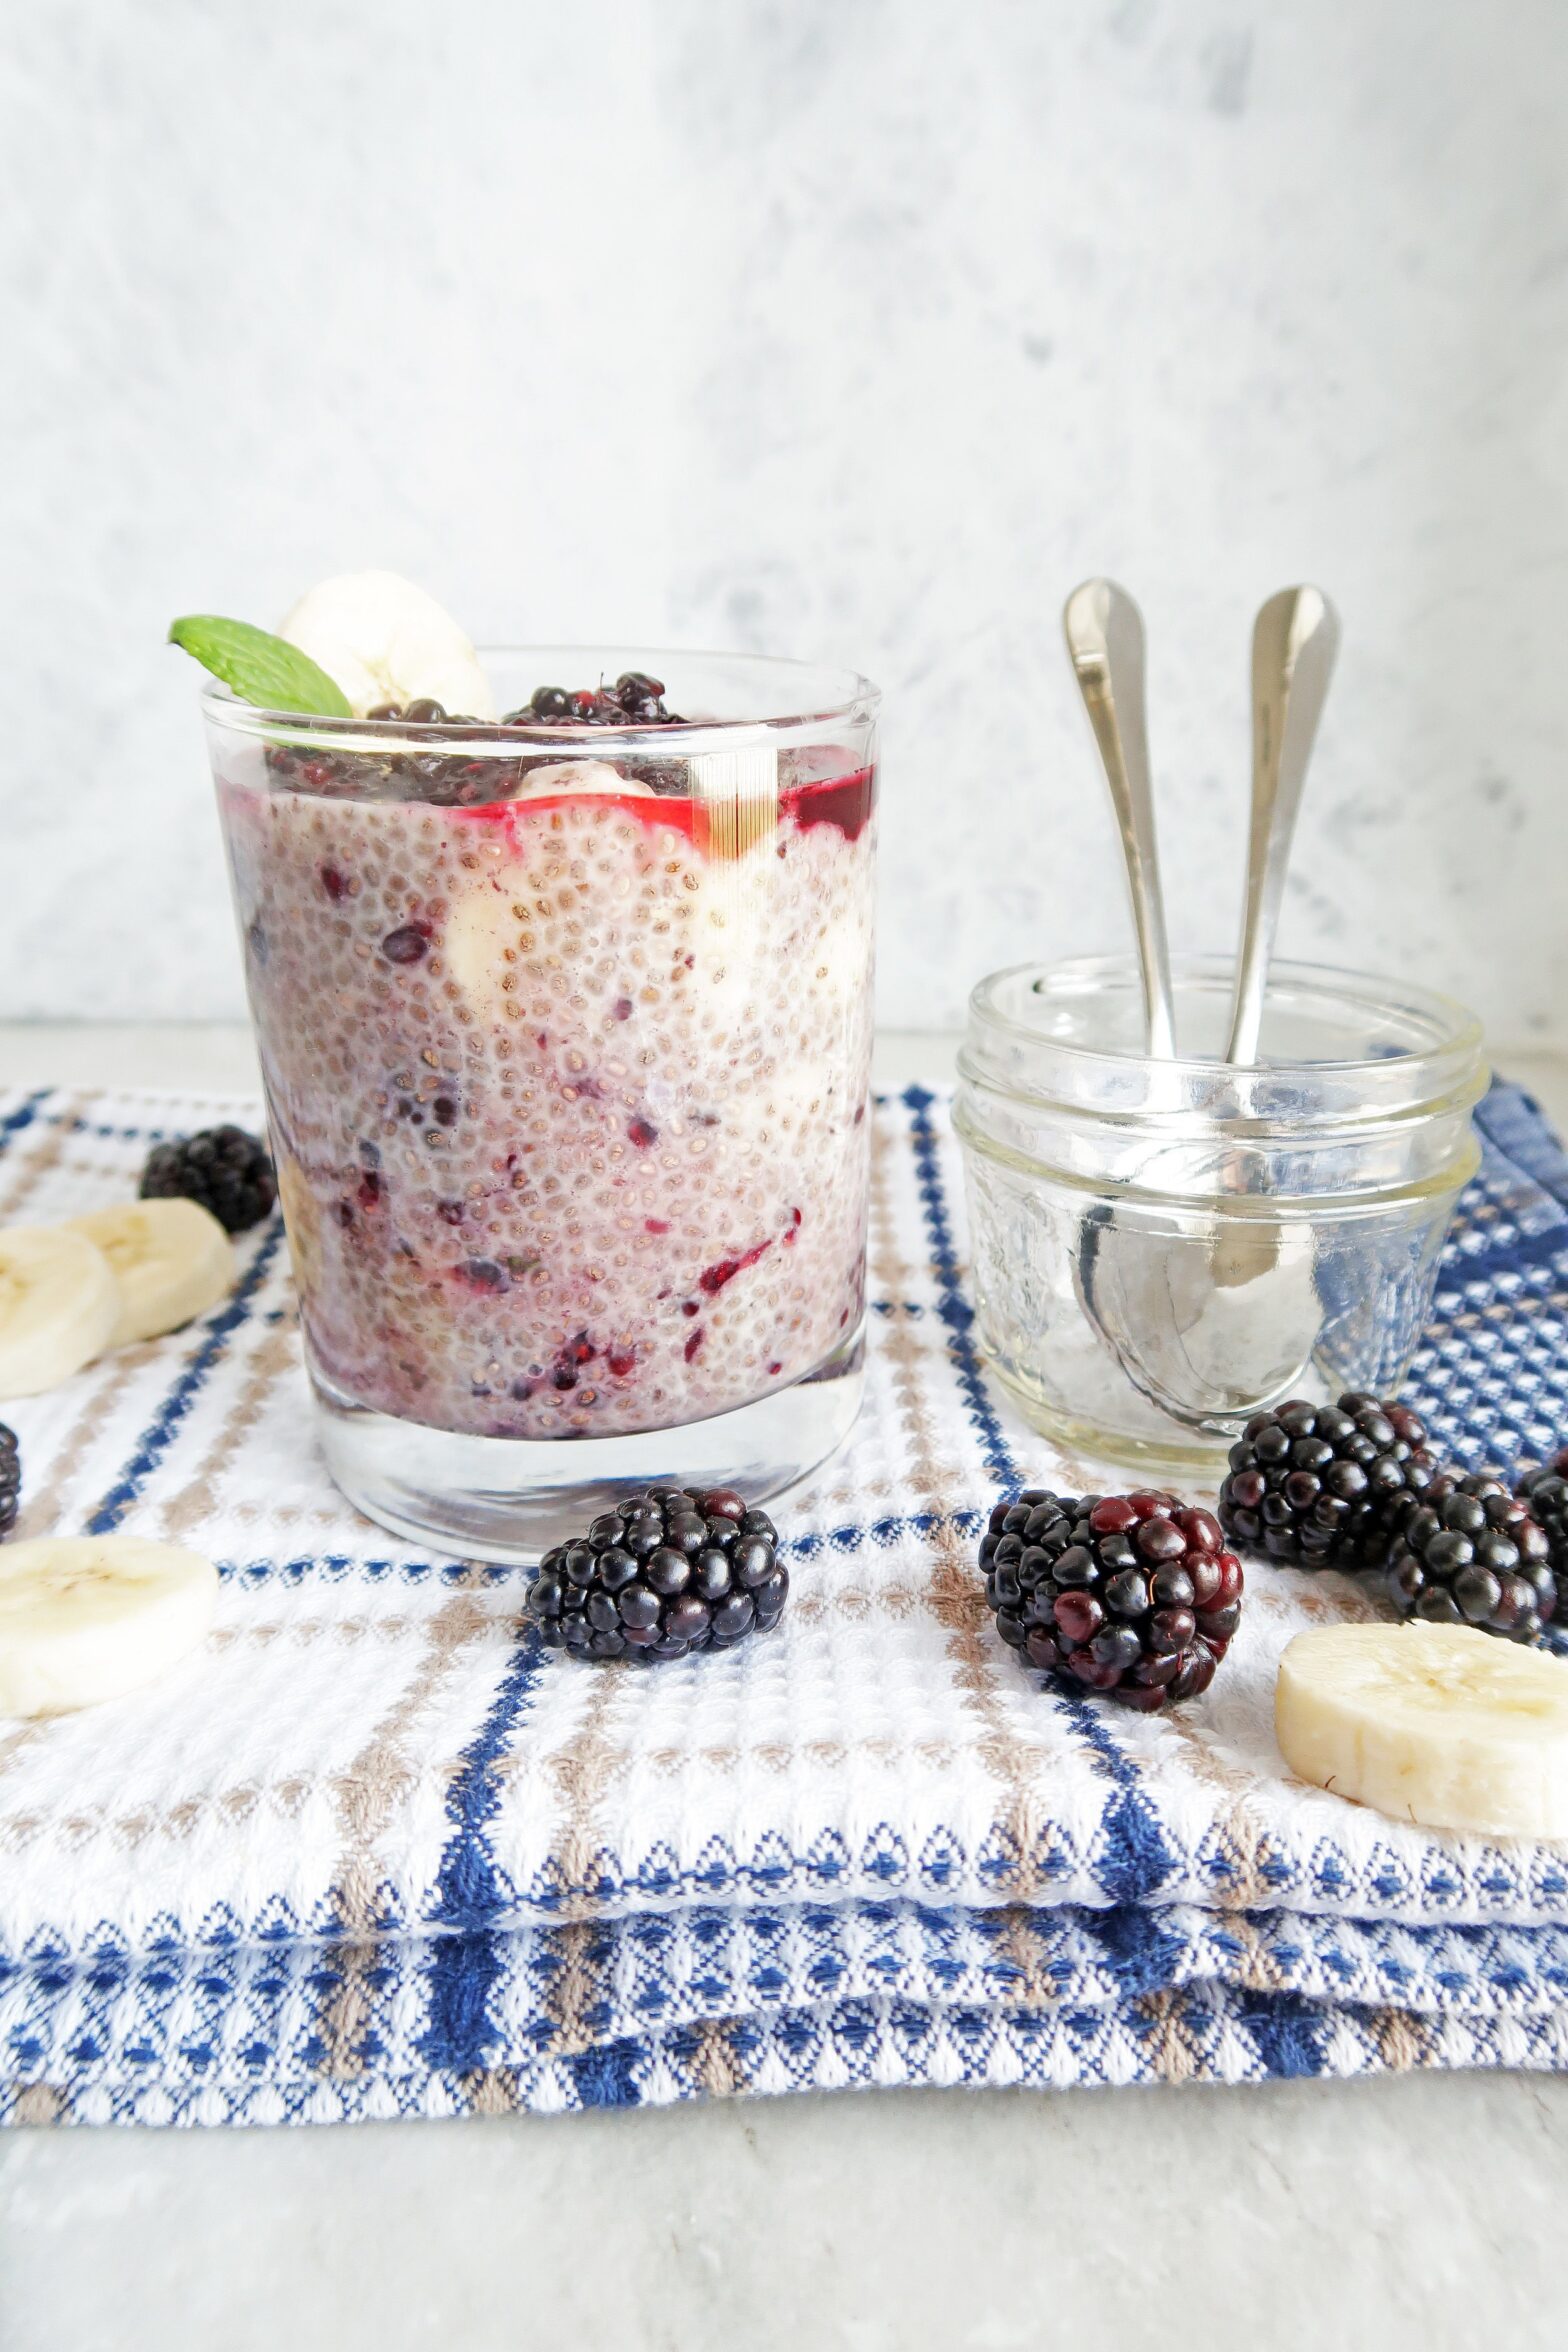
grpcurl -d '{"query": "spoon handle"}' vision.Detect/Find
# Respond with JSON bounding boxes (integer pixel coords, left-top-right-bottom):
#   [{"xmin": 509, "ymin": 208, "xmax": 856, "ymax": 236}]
[
  {"xmin": 1226, "ymin": 586, "xmax": 1341, "ymax": 1065},
  {"xmin": 1062, "ymin": 579, "xmax": 1176, "ymax": 1060}
]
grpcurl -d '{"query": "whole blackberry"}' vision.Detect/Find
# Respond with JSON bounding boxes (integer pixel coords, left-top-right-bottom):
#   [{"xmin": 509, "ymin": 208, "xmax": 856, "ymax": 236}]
[
  {"xmin": 140, "ymin": 1125, "xmax": 277, "ymax": 1235},
  {"xmin": 1387, "ymin": 1473, "xmax": 1555, "ymax": 1643},
  {"xmin": 979, "ymin": 1488, "xmax": 1243, "ymax": 1712},
  {"xmin": 526, "ymin": 1486, "xmax": 788, "ymax": 1663},
  {"xmin": 0, "ymin": 1422, "xmax": 18, "ymax": 1540},
  {"xmin": 1517, "ymin": 1452, "xmax": 1568, "ymax": 1618},
  {"xmin": 1219, "ymin": 1392, "xmax": 1439, "ymax": 1571}
]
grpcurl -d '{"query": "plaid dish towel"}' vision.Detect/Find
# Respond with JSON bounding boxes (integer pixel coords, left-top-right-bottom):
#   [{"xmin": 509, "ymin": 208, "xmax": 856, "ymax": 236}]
[{"xmin": 1, "ymin": 1077, "xmax": 1567, "ymax": 2128}]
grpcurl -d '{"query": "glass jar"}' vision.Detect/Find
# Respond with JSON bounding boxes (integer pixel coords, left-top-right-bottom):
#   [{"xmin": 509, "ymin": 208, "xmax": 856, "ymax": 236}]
[
  {"xmin": 955, "ymin": 955, "xmax": 1487, "ymax": 1471},
  {"xmin": 205, "ymin": 648, "xmax": 880, "ymax": 1558}
]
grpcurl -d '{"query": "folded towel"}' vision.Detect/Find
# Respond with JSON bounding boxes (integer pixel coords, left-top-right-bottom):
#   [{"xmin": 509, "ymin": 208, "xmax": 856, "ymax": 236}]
[
  {"xmin": 0, "ymin": 1077, "xmax": 1565, "ymax": 2126},
  {"xmin": 7, "ymin": 1896, "xmax": 1568, "ymax": 2128}
]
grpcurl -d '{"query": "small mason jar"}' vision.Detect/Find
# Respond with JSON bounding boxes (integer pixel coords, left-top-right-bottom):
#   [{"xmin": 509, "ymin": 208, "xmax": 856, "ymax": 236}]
[
  {"xmin": 955, "ymin": 955, "xmax": 1488, "ymax": 1471},
  {"xmin": 205, "ymin": 648, "xmax": 879, "ymax": 1559}
]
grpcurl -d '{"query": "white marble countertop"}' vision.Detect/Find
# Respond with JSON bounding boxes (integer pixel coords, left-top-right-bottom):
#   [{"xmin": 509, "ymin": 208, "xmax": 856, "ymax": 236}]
[{"xmin": 1, "ymin": 1025, "xmax": 1566, "ymax": 2352}]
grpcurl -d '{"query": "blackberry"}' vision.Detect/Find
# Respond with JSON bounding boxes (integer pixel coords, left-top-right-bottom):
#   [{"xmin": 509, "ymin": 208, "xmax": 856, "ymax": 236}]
[
  {"xmin": 140, "ymin": 1125, "xmax": 277, "ymax": 1235},
  {"xmin": 979, "ymin": 1488, "xmax": 1243, "ymax": 1712},
  {"xmin": 1219, "ymin": 1392, "xmax": 1439, "ymax": 1571},
  {"xmin": 526, "ymin": 1485, "xmax": 788, "ymax": 1663},
  {"xmin": 1387, "ymin": 1473, "xmax": 1555, "ymax": 1643},
  {"xmin": 0, "ymin": 1422, "xmax": 18, "ymax": 1540},
  {"xmin": 1517, "ymin": 1451, "xmax": 1568, "ymax": 1618}
]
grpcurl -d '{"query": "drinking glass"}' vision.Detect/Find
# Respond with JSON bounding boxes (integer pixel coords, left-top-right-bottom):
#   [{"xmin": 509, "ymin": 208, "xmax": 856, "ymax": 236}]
[{"xmin": 205, "ymin": 649, "xmax": 880, "ymax": 1557}]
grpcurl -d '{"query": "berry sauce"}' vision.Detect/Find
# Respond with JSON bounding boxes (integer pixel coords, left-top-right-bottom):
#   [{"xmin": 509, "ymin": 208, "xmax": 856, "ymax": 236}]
[{"xmin": 217, "ymin": 746, "xmax": 876, "ymax": 1440}]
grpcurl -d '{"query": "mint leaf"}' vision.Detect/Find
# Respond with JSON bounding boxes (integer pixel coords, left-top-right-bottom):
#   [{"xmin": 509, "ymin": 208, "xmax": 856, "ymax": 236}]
[{"xmin": 168, "ymin": 615, "xmax": 353, "ymax": 717}]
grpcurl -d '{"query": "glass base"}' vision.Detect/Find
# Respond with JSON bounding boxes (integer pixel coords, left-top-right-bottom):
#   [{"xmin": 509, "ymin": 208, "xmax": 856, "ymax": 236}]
[
  {"xmin": 990, "ymin": 1366, "xmax": 1237, "ymax": 1479},
  {"xmin": 310, "ymin": 1327, "xmax": 866, "ymax": 1563}
]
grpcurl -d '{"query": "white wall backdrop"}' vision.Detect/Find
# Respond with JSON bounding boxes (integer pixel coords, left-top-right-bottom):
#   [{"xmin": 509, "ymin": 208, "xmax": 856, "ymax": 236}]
[{"xmin": 3, "ymin": 0, "xmax": 1566, "ymax": 1047}]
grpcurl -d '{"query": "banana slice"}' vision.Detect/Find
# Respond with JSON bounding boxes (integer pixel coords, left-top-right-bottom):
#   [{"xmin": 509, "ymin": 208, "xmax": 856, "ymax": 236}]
[
  {"xmin": 1276, "ymin": 1622, "xmax": 1568, "ymax": 1840},
  {"xmin": 280, "ymin": 570, "xmax": 497, "ymax": 720},
  {"xmin": 0, "ymin": 1227, "xmax": 118, "ymax": 1400},
  {"xmin": 443, "ymin": 764, "xmax": 660, "ymax": 1008},
  {"xmin": 510, "ymin": 758, "xmax": 654, "ymax": 801},
  {"xmin": 66, "ymin": 1199, "xmax": 235, "ymax": 1348},
  {"xmin": 443, "ymin": 880, "xmax": 523, "ymax": 1010},
  {"xmin": 274, "ymin": 1148, "xmax": 324, "ymax": 1295},
  {"xmin": 0, "ymin": 1536, "xmax": 218, "ymax": 1718}
]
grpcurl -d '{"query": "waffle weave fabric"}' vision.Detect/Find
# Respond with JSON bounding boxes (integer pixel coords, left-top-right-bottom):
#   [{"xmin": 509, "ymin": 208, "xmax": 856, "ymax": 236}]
[{"xmin": 0, "ymin": 1077, "xmax": 1566, "ymax": 2128}]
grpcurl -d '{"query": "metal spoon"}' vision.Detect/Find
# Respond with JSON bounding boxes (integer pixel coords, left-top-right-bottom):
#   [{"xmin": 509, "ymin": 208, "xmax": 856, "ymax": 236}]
[
  {"xmin": 1062, "ymin": 580, "xmax": 1176, "ymax": 1059},
  {"xmin": 1226, "ymin": 587, "xmax": 1341, "ymax": 1063},
  {"xmin": 1063, "ymin": 578, "xmax": 1189, "ymax": 1435},
  {"xmin": 1064, "ymin": 584, "xmax": 1341, "ymax": 1442},
  {"xmin": 1190, "ymin": 589, "xmax": 1340, "ymax": 1397}
]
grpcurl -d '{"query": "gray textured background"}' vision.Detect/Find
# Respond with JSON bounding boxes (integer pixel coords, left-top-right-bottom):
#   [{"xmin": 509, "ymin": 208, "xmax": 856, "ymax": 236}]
[{"xmin": 3, "ymin": 0, "xmax": 1565, "ymax": 1046}]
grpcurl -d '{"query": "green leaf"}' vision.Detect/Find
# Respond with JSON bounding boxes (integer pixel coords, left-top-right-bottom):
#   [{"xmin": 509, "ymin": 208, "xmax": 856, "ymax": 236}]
[{"xmin": 168, "ymin": 615, "xmax": 353, "ymax": 717}]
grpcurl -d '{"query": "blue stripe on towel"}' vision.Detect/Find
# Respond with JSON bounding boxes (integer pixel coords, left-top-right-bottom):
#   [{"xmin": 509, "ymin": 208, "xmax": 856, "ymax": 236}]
[{"xmin": 87, "ymin": 1223, "xmax": 287, "ymax": 1534}]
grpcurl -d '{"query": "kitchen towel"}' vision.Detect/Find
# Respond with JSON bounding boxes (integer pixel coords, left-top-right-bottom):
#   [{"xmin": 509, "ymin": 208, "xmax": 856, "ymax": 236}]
[{"xmin": 1, "ymin": 1077, "xmax": 1566, "ymax": 2127}]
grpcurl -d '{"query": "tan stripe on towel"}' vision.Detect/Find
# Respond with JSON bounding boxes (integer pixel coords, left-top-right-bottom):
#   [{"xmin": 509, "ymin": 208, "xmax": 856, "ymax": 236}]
[
  {"xmin": 15, "ymin": 1345, "xmax": 161, "ymax": 1541},
  {"xmin": 868, "ymin": 1107, "xmax": 1055, "ymax": 1904},
  {"xmin": 0, "ymin": 1095, "xmax": 89, "ymax": 1221},
  {"xmin": 159, "ymin": 1319, "xmax": 300, "ymax": 1540},
  {"xmin": 315, "ymin": 1580, "xmax": 497, "ymax": 2080}
]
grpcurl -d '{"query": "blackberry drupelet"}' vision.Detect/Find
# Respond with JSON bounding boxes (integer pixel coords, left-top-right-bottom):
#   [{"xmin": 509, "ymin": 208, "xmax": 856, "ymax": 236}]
[
  {"xmin": 1387, "ymin": 1473, "xmax": 1555, "ymax": 1643},
  {"xmin": 364, "ymin": 699, "xmax": 478, "ymax": 725},
  {"xmin": 526, "ymin": 1485, "xmax": 788, "ymax": 1663},
  {"xmin": 504, "ymin": 672, "xmax": 685, "ymax": 729},
  {"xmin": 0, "ymin": 1422, "xmax": 18, "ymax": 1539},
  {"xmin": 140, "ymin": 1125, "xmax": 277, "ymax": 1235},
  {"xmin": 979, "ymin": 1488, "xmax": 1243, "ymax": 1711},
  {"xmin": 1517, "ymin": 1452, "xmax": 1568, "ymax": 1618},
  {"xmin": 1219, "ymin": 1392, "xmax": 1439, "ymax": 1571}
]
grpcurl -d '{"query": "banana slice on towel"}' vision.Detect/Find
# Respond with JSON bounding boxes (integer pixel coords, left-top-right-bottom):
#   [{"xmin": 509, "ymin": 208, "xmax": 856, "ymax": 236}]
[
  {"xmin": 67, "ymin": 1199, "xmax": 235, "ymax": 1348},
  {"xmin": 0, "ymin": 1536, "xmax": 219, "ymax": 1718},
  {"xmin": 0, "ymin": 1227, "xmax": 118, "ymax": 1399},
  {"xmin": 1276, "ymin": 1621, "xmax": 1568, "ymax": 1839}
]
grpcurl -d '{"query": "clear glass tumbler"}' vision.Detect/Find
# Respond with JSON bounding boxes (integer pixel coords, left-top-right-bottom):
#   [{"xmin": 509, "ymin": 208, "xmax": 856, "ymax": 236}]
[
  {"xmin": 955, "ymin": 955, "xmax": 1488, "ymax": 1471},
  {"xmin": 205, "ymin": 649, "xmax": 880, "ymax": 1558}
]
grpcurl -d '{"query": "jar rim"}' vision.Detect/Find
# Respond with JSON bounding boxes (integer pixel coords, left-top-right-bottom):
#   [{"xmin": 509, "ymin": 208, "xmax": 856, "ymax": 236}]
[{"xmin": 962, "ymin": 953, "xmax": 1487, "ymax": 1125}]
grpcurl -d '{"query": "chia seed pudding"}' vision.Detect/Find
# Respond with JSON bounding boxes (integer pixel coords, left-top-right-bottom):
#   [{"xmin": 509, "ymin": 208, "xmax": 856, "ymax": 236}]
[{"xmin": 209, "ymin": 665, "xmax": 878, "ymax": 1447}]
